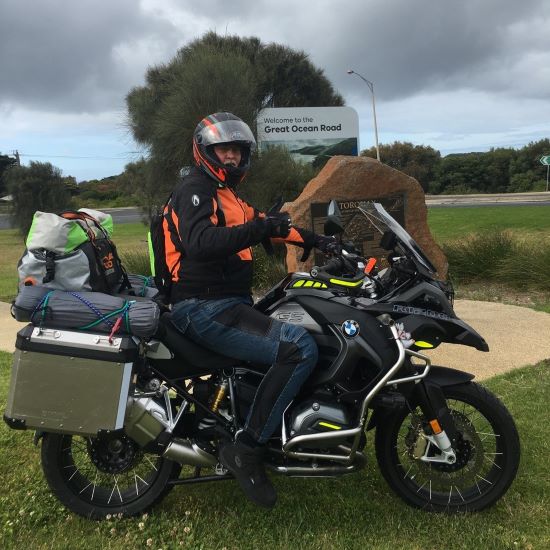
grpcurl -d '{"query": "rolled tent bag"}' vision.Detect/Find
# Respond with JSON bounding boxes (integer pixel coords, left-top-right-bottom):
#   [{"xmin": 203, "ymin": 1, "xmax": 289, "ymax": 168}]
[
  {"xmin": 123, "ymin": 274, "xmax": 158, "ymax": 299},
  {"xmin": 13, "ymin": 285, "xmax": 160, "ymax": 338}
]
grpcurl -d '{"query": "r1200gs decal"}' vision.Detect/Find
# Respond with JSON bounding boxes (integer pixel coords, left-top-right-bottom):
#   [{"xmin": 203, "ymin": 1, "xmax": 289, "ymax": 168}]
[{"xmin": 392, "ymin": 304, "xmax": 450, "ymax": 320}]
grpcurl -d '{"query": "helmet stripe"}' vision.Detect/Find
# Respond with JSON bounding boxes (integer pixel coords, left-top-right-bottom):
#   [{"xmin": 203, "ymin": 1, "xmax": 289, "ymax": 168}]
[{"xmin": 202, "ymin": 117, "xmax": 221, "ymax": 137}]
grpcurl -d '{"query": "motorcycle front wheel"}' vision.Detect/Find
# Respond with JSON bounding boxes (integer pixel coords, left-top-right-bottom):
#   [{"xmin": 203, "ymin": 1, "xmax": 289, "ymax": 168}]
[
  {"xmin": 41, "ymin": 432, "xmax": 182, "ymax": 519},
  {"xmin": 375, "ymin": 381, "xmax": 520, "ymax": 512}
]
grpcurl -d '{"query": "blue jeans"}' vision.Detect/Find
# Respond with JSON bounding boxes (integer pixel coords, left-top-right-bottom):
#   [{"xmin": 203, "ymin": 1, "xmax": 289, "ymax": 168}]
[{"xmin": 171, "ymin": 296, "xmax": 318, "ymax": 443}]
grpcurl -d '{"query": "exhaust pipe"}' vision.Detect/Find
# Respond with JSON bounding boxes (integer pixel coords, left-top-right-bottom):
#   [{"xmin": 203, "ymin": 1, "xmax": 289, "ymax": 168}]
[
  {"xmin": 267, "ymin": 451, "xmax": 367, "ymax": 477},
  {"xmin": 163, "ymin": 438, "xmax": 218, "ymax": 467}
]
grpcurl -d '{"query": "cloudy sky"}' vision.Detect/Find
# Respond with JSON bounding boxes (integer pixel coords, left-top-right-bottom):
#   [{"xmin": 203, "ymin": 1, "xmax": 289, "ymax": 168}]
[{"xmin": 1, "ymin": 0, "xmax": 549, "ymax": 181}]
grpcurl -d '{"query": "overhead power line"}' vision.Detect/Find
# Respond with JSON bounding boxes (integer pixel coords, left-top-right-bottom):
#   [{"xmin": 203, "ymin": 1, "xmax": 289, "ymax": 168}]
[{"xmin": 17, "ymin": 152, "xmax": 143, "ymax": 160}]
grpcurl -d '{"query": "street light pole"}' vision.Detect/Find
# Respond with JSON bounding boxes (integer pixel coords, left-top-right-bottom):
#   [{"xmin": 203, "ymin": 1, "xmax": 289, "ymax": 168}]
[{"xmin": 347, "ymin": 69, "xmax": 380, "ymax": 161}]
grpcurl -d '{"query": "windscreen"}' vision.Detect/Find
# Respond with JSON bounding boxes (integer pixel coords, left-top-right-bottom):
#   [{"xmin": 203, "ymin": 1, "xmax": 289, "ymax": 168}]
[{"xmin": 357, "ymin": 202, "xmax": 437, "ymax": 274}]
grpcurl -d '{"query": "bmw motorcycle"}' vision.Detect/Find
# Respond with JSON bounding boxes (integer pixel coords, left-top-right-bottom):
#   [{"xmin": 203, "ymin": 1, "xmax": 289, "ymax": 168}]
[{"xmin": 4, "ymin": 201, "xmax": 520, "ymax": 518}]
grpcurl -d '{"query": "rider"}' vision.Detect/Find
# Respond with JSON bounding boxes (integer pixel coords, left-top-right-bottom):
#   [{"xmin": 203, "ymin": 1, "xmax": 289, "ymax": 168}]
[{"xmin": 167, "ymin": 112, "xmax": 334, "ymax": 508}]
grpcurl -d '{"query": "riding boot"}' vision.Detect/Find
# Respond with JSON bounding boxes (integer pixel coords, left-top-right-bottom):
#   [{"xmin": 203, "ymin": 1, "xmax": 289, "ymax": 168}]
[{"xmin": 219, "ymin": 440, "xmax": 277, "ymax": 509}]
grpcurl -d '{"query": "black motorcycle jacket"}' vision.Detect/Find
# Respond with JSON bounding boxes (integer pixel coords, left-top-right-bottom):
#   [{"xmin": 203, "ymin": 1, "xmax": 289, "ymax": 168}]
[{"xmin": 166, "ymin": 167, "xmax": 315, "ymax": 303}]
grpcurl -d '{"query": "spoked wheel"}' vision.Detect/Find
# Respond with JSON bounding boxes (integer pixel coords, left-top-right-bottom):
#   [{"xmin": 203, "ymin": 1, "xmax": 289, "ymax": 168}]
[
  {"xmin": 375, "ymin": 382, "xmax": 520, "ymax": 512},
  {"xmin": 41, "ymin": 432, "xmax": 181, "ymax": 519}
]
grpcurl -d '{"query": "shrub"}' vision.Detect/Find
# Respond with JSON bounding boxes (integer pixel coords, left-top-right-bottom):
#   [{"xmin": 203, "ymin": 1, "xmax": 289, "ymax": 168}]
[
  {"xmin": 120, "ymin": 249, "xmax": 152, "ymax": 277},
  {"xmin": 6, "ymin": 161, "xmax": 73, "ymax": 235},
  {"xmin": 495, "ymin": 238, "xmax": 550, "ymax": 291},
  {"xmin": 443, "ymin": 231, "xmax": 516, "ymax": 283},
  {"xmin": 252, "ymin": 244, "xmax": 288, "ymax": 291},
  {"xmin": 443, "ymin": 231, "xmax": 550, "ymax": 291}
]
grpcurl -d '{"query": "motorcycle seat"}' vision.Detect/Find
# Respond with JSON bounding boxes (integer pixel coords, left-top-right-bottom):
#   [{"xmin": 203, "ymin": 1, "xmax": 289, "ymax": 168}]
[{"xmin": 153, "ymin": 312, "xmax": 237, "ymax": 372}]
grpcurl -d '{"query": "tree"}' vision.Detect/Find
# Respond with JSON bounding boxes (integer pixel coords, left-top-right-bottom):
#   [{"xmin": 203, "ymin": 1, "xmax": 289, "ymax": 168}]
[
  {"xmin": 117, "ymin": 158, "xmax": 172, "ymax": 223},
  {"xmin": 507, "ymin": 170, "xmax": 546, "ymax": 192},
  {"xmin": 510, "ymin": 139, "xmax": 550, "ymax": 184},
  {"xmin": 239, "ymin": 147, "xmax": 319, "ymax": 211},
  {"xmin": 0, "ymin": 153, "xmax": 17, "ymax": 196},
  {"xmin": 6, "ymin": 161, "xmax": 73, "ymax": 235},
  {"xmin": 126, "ymin": 32, "xmax": 344, "ymax": 203},
  {"xmin": 361, "ymin": 142, "xmax": 441, "ymax": 191}
]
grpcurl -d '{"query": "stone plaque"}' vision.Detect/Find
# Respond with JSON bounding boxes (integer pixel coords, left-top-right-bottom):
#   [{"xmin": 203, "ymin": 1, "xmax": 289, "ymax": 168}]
[
  {"xmin": 284, "ymin": 156, "xmax": 448, "ymax": 278},
  {"xmin": 310, "ymin": 194, "xmax": 405, "ymax": 267}
]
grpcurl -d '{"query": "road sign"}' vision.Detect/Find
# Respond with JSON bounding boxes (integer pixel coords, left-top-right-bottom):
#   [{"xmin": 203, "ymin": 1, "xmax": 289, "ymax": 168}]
[{"xmin": 540, "ymin": 155, "xmax": 550, "ymax": 165}]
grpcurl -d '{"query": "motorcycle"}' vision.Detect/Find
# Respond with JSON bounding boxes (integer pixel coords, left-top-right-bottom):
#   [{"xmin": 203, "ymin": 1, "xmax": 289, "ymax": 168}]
[{"xmin": 4, "ymin": 201, "xmax": 520, "ymax": 519}]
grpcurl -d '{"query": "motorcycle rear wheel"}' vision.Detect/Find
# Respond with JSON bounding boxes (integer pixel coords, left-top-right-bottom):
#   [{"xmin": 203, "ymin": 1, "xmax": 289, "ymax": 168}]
[
  {"xmin": 41, "ymin": 432, "xmax": 182, "ymax": 519},
  {"xmin": 375, "ymin": 381, "xmax": 520, "ymax": 512}
]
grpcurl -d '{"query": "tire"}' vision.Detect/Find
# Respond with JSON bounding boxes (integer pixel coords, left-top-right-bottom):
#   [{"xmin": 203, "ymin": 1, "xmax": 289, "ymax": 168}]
[
  {"xmin": 375, "ymin": 381, "xmax": 520, "ymax": 512},
  {"xmin": 41, "ymin": 432, "xmax": 182, "ymax": 519}
]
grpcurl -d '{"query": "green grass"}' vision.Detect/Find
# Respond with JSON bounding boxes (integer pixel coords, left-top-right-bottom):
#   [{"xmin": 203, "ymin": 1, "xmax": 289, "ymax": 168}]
[
  {"xmin": 1, "ymin": 353, "xmax": 548, "ymax": 549},
  {"xmin": 428, "ymin": 205, "xmax": 550, "ymax": 243}
]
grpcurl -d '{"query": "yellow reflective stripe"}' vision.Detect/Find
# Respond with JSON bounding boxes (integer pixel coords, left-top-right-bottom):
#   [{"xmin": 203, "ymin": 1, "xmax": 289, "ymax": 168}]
[
  {"xmin": 318, "ymin": 421, "xmax": 342, "ymax": 430},
  {"xmin": 329, "ymin": 278, "xmax": 364, "ymax": 287},
  {"xmin": 415, "ymin": 341, "xmax": 434, "ymax": 349},
  {"xmin": 292, "ymin": 279, "xmax": 328, "ymax": 289}
]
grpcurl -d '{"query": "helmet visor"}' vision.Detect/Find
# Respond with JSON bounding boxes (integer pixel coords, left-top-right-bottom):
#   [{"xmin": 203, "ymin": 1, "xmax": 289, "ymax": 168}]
[{"xmin": 197, "ymin": 119, "xmax": 256, "ymax": 151}]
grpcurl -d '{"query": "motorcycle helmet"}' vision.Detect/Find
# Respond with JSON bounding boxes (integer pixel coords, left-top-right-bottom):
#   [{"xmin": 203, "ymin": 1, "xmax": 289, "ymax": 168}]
[{"xmin": 192, "ymin": 112, "xmax": 256, "ymax": 187}]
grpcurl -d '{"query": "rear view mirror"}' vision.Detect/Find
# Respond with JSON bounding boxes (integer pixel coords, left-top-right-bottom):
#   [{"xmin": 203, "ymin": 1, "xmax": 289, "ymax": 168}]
[
  {"xmin": 324, "ymin": 200, "xmax": 344, "ymax": 236},
  {"xmin": 327, "ymin": 200, "xmax": 341, "ymax": 217},
  {"xmin": 380, "ymin": 230, "xmax": 397, "ymax": 250}
]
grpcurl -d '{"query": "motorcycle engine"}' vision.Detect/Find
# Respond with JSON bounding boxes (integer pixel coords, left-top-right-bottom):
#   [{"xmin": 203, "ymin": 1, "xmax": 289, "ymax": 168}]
[{"xmin": 289, "ymin": 399, "xmax": 351, "ymax": 443}]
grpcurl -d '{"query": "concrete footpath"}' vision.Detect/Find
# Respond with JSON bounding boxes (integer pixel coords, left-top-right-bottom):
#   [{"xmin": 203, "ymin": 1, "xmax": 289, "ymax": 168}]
[{"xmin": 1, "ymin": 300, "xmax": 549, "ymax": 380}]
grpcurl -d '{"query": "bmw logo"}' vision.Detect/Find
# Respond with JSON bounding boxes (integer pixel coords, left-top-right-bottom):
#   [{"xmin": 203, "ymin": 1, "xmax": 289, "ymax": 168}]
[{"xmin": 342, "ymin": 320, "xmax": 360, "ymax": 338}]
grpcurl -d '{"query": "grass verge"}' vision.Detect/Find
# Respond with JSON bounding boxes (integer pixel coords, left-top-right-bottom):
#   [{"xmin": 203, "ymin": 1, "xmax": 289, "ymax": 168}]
[
  {"xmin": 427, "ymin": 205, "xmax": 550, "ymax": 242},
  {"xmin": 0, "ymin": 353, "xmax": 548, "ymax": 550}
]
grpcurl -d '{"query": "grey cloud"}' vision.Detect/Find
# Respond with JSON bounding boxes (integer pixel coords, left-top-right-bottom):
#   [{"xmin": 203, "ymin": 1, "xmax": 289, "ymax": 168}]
[
  {"xmin": 289, "ymin": 0, "xmax": 548, "ymax": 101},
  {"xmin": 1, "ymin": 0, "xmax": 549, "ymax": 116},
  {"xmin": 0, "ymin": 0, "xmax": 180, "ymax": 112},
  {"xmin": 196, "ymin": 0, "xmax": 548, "ymax": 102}
]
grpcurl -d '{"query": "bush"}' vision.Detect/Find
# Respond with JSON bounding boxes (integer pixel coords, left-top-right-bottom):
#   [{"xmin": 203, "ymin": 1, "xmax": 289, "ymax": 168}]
[
  {"xmin": 252, "ymin": 244, "xmax": 289, "ymax": 291},
  {"xmin": 240, "ymin": 146, "xmax": 318, "ymax": 211},
  {"xmin": 496, "ymin": 238, "xmax": 550, "ymax": 291},
  {"xmin": 120, "ymin": 249, "xmax": 152, "ymax": 277},
  {"xmin": 443, "ymin": 231, "xmax": 550, "ymax": 291},
  {"xmin": 443, "ymin": 231, "xmax": 516, "ymax": 283},
  {"xmin": 6, "ymin": 161, "xmax": 73, "ymax": 235}
]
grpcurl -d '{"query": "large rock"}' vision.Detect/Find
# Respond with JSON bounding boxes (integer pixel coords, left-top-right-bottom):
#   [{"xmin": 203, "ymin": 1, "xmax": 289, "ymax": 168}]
[{"xmin": 285, "ymin": 155, "xmax": 448, "ymax": 279}]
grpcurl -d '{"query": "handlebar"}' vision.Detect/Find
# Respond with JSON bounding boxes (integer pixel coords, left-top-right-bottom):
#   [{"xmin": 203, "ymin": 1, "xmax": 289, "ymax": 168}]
[{"xmin": 310, "ymin": 258, "xmax": 366, "ymax": 287}]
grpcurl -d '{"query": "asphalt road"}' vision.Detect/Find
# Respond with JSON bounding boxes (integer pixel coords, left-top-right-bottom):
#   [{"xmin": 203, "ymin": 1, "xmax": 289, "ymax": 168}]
[{"xmin": 1, "ymin": 192, "xmax": 549, "ymax": 229}]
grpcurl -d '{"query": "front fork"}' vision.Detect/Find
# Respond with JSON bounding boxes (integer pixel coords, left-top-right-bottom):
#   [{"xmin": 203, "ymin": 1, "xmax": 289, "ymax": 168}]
[{"xmin": 413, "ymin": 381, "xmax": 458, "ymax": 465}]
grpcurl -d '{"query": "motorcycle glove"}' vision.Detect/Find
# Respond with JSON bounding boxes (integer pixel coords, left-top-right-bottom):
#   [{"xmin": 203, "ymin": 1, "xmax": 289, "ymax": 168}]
[
  {"xmin": 264, "ymin": 212, "xmax": 292, "ymax": 238},
  {"xmin": 298, "ymin": 234, "xmax": 338, "ymax": 262},
  {"xmin": 315, "ymin": 235, "xmax": 338, "ymax": 254}
]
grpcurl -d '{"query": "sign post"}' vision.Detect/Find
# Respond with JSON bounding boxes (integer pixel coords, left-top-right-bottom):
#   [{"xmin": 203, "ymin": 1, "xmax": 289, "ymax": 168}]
[{"xmin": 540, "ymin": 156, "xmax": 550, "ymax": 192}]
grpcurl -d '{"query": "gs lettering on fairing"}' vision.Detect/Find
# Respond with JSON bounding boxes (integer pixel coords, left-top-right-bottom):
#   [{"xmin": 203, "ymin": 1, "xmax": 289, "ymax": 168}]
[
  {"xmin": 392, "ymin": 304, "xmax": 451, "ymax": 320},
  {"xmin": 275, "ymin": 311, "xmax": 305, "ymax": 323}
]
